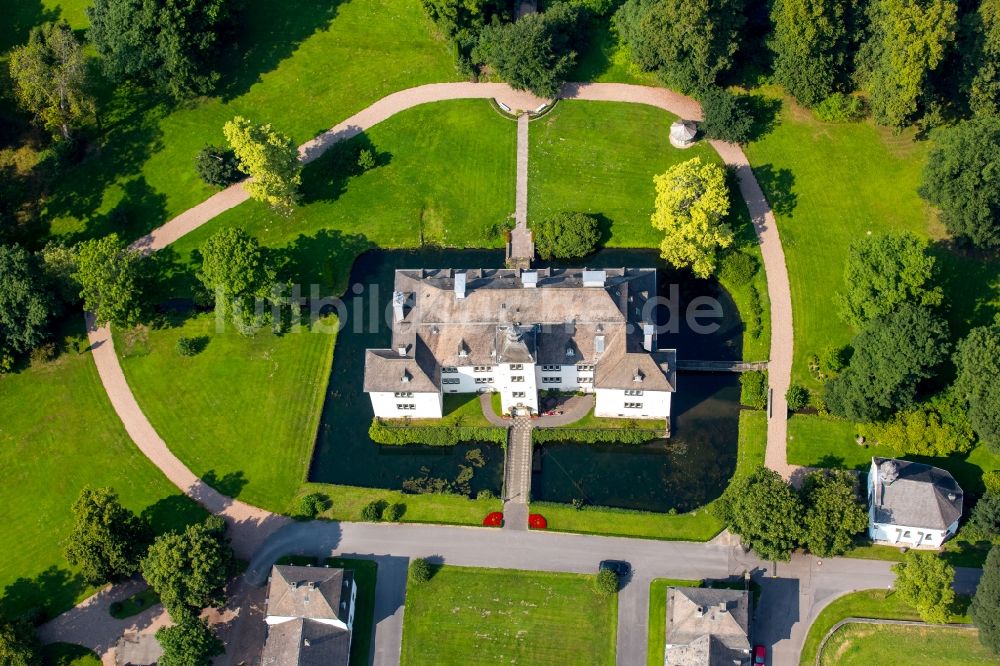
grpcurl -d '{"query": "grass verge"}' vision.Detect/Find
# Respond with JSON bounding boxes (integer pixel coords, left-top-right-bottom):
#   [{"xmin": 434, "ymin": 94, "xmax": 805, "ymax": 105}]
[
  {"xmin": 325, "ymin": 557, "xmax": 377, "ymax": 666},
  {"xmin": 819, "ymin": 623, "xmax": 990, "ymax": 665},
  {"xmin": 647, "ymin": 578, "xmax": 701, "ymax": 666}
]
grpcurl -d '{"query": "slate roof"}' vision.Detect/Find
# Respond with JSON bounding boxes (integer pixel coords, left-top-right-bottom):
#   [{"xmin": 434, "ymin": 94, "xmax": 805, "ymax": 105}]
[
  {"xmin": 259, "ymin": 618, "xmax": 351, "ymax": 666},
  {"xmin": 665, "ymin": 587, "xmax": 751, "ymax": 666},
  {"xmin": 871, "ymin": 457, "xmax": 964, "ymax": 530}
]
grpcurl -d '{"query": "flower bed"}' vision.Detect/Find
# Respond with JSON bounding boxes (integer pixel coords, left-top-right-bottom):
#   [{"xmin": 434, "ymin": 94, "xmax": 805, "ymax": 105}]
[
  {"xmin": 528, "ymin": 513, "xmax": 548, "ymax": 529},
  {"xmin": 483, "ymin": 511, "xmax": 504, "ymax": 527}
]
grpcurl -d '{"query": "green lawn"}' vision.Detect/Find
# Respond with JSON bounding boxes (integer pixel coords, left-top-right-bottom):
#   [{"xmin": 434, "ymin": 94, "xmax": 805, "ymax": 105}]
[
  {"xmin": 799, "ymin": 589, "xmax": 973, "ymax": 665},
  {"xmin": 534, "ymin": 410, "xmax": 766, "ymax": 540},
  {"xmin": 400, "ymin": 565, "xmax": 618, "ymax": 665},
  {"xmin": 0, "ymin": 322, "xmax": 206, "ymax": 620},
  {"xmin": 325, "ymin": 557, "xmax": 377, "ymax": 666},
  {"xmin": 294, "ymin": 483, "xmax": 501, "ymax": 525},
  {"xmin": 41, "ymin": 643, "xmax": 101, "ymax": 666},
  {"xmin": 392, "ymin": 392, "xmax": 496, "ymax": 429},
  {"xmin": 109, "ymin": 588, "xmax": 160, "ymax": 619},
  {"xmin": 647, "ymin": 578, "xmax": 701, "ymax": 666},
  {"xmin": 543, "ymin": 406, "xmax": 668, "ymax": 431},
  {"xmin": 37, "ymin": 0, "xmax": 459, "ymax": 243},
  {"xmin": 819, "ymin": 623, "xmax": 992, "ymax": 665}
]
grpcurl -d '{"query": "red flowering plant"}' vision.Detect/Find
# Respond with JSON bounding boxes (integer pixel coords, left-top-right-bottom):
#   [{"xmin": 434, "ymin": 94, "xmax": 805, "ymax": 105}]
[
  {"xmin": 528, "ymin": 513, "xmax": 547, "ymax": 529},
  {"xmin": 483, "ymin": 511, "xmax": 504, "ymax": 527}
]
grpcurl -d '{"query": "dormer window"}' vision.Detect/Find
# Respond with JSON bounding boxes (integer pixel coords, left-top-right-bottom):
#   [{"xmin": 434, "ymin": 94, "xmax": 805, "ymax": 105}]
[{"xmin": 566, "ymin": 346, "xmax": 575, "ymax": 357}]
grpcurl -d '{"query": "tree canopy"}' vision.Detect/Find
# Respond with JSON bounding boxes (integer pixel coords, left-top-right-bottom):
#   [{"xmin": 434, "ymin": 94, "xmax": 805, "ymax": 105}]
[
  {"xmin": 836, "ymin": 232, "xmax": 943, "ymax": 328},
  {"xmin": 863, "ymin": 391, "xmax": 975, "ymax": 457},
  {"xmin": 892, "ymin": 551, "xmax": 956, "ymax": 623},
  {"xmin": 714, "ymin": 467, "xmax": 804, "ymax": 561},
  {"xmin": 801, "ymin": 470, "xmax": 868, "ymax": 557},
  {"xmin": 699, "ymin": 86, "xmax": 755, "ymax": 144},
  {"xmin": 532, "ymin": 212, "xmax": 600, "ymax": 260},
  {"xmin": 156, "ymin": 617, "xmax": 224, "ymax": 666},
  {"xmin": 613, "ymin": 0, "xmax": 746, "ymax": 92},
  {"xmin": 770, "ymin": 0, "xmax": 852, "ymax": 107},
  {"xmin": 963, "ymin": 0, "xmax": 1000, "ymax": 118},
  {"xmin": 421, "ymin": 0, "xmax": 510, "ymax": 48},
  {"xmin": 8, "ymin": 21, "xmax": 94, "ymax": 140},
  {"xmin": 74, "ymin": 233, "xmax": 145, "ymax": 328},
  {"xmin": 954, "ymin": 319, "xmax": 1000, "ymax": 452},
  {"xmin": 825, "ymin": 305, "xmax": 950, "ymax": 422},
  {"xmin": 920, "ymin": 117, "xmax": 1000, "ymax": 248},
  {"xmin": 198, "ymin": 227, "xmax": 277, "ymax": 333},
  {"xmin": 972, "ymin": 545, "xmax": 1000, "ymax": 654},
  {"xmin": 0, "ymin": 245, "xmax": 55, "ymax": 367},
  {"xmin": 64, "ymin": 486, "xmax": 151, "ymax": 585},
  {"xmin": 223, "ymin": 117, "xmax": 302, "ymax": 212},
  {"xmin": 141, "ymin": 516, "xmax": 233, "ymax": 619},
  {"xmin": 0, "ymin": 622, "xmax": 39, "ymax": 666},
  {"xmin": 651, "ymin": 157, "xmax": 732, "ymax": 278},
  {"xmin": 87, "ymin": 0, "xmax": 230, "ymax": 100},
  {"xmin": 857, "ymin": 0, "xmax": 957, "ymax": 128}
]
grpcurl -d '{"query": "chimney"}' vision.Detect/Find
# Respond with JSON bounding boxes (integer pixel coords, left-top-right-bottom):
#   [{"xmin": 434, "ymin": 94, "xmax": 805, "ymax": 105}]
[
  {"xmin": 455, "ymin": 272, "xmax": 467, "ymax": 300},
  {"xmin": 716, "ymin": 602, "xmax": 728, "ymax": 615},
  {"xmin": 522, "ymin": 271, "xmax": 538, "ymax": 288},
  {"xmin": 633, "ymin": 369, "xmax": 644, "ymax": 383},
  {"xmin": 643, "ymin": 323, "xmax": 655, "ymax": 352},
  {"xmin": 397, "ymin": 344, "xmax": 407, "ymax": 357},
  {"xmin": 880, "ymin": 460, "xmax": 899, "ymax": 485},
  {"xmin": 582, "ymin": 270, "xmax": 606, "ymax": 287},
  {"xmin": 401, "ymin": 370, "xmax": 411, "ymax": 384},
  {"xmin": 303, "ymin": 639, "xmax": 311, "ymax": 647},
  {"xmin": 695, "ymin": 606, "xmax": 705, "ymax": 618},
  {"xmin": 392, "ymin": 291, "xmax": 406, "ymax": 323}
]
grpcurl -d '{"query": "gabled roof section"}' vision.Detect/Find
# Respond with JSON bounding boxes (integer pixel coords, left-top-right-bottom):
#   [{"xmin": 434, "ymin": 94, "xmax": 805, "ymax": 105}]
[
  {"xmin": 871, "ymin": 457, "xmax": 964, "ymax": 530},
  {"xmin": 665, "ymin": 587, "xmax": 751, "ymax": 666},
  {"xmin": 266, "ymin": 565, "xmax": 349, "ymax": 622},
  {"xmin": 595, "ymin": 350, "xmax": 677, "ymax": 392},
  {"xmin": 260, "ymin": 618, "xmax": 351, "ymax": 666}
]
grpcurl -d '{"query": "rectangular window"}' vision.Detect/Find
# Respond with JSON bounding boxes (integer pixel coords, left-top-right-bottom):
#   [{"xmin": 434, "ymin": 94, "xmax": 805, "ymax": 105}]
[
  {"xmin": 624, "ymin": 402, "xmax": 643, "ymax": 409},
  {"xmin": 578, "ymin": 376, "xmax": 593, "ymax": 384},
  {"xmin": 542, "ymin": 377, "xmax": 560, "ymax": 384},
  {"xmin": 442, "ymin": 366, "xmax": 458, "ymax": 374},
  {"xmin": 510, "ymin": 364, "xmax": 523, "ymax": 370},
  {"xmin": 474, "ymin": 366, "xmax": 491, "ymax": 373},
  {"xmin": 442, "ymin": 378, "xmax": 460, "ymax": 385},
  {"xmin": 396, "ymin": 403, "xmax": 416, "ymax": 410},
  {"xmin": 541, "ymin": 365, "xmax": 560, "ymax": 372},
  {"xmin": 625, "ymin": 389, "xmax": 644, "ymax": 396},
  {"xmin": 577, "ymin": 364, "xmax": 594, "ymax": 371},
  {"xmin": 511, "ymin": 375, "xmax": 525, "ymax": 382},
  {"xmin": 475, "ymin": 377, "xmax": 494, "ymax": 384},
  {"xmin": 512, "ymin": 391, "xmax": 526, "ymax": 398},
  {"xmin": 394, "ymin": 392, "xmax": 414, "ymax": 398}
]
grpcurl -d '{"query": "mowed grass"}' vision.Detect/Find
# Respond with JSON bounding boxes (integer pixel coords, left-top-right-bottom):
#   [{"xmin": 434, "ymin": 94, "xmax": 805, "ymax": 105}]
[
  {"xmin": 325, "ymin": 557, "xmax": 377, "ymax": 666},
  {"xmin": 40, "ymin": 0, "xmax": 459, "ymax": 242},
  {"xmin": 820, "ymin": 623, "xmax": 993, "ymax": 665},
  {"xmin": 41, "ymin": 643, "xmax": 101, "ymax": 666},
  {"xmin": 294, "ymin": 482, "xmax": 501, "ymax": 525},
  {"xmin": 647, "ymin": 578, "xmax": 700, "ymax": 666},
  {"xmin": 534, "ymin": 410, "xmax": 766, "ymax": 540},
  {"xmin": 0, "ymin": 322, "xmax": 205, "ymax": 619},
  {"xmin": 799, "ymin": 589, "xmax": 972, "ymax": 665},
  {"xmin": 400, "ymin": 566, "xmax": 618, "ymax": 665}
]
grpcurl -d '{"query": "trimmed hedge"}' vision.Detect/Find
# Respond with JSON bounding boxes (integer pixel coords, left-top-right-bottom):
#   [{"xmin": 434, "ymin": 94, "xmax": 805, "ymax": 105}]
[
  {"xmin": 369, "ymin": 419, "xmax": 507, "ymax": 446},
  {"xmin": 532, "ymin": 427, "xmax": 663, "ymax": 445}
]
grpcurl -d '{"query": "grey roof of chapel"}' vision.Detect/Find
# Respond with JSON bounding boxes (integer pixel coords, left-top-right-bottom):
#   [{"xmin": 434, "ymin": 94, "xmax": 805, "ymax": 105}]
[
  {"xmin": 364, "ymin": 267, "xmax": 677, "ymax": 392},
  {"xmin": 665, "ymin": 587, "xmax": 751, "ymax": 666},
  {"xmin": 870, "ymin": 457, "xmax": 964, "ymax": 530}
]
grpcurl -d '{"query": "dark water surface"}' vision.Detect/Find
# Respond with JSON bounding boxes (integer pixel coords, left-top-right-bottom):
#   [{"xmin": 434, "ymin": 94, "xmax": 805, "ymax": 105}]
[{"xmin": 309, "ymin": 248, "xmax": 744, "ymax": 511}]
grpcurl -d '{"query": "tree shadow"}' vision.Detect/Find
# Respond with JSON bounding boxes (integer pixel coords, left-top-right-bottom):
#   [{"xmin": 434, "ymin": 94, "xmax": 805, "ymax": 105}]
[
  {"xmin": 274, "ymin": 228, "xmax": 372, "ymax": 298},
  {"xmin": 723, "ymin": 169, "xmax": 758, "ymax": 249},
  {"xmin": 69, "ymin": 175, "xmax": 169, "ymax": 243},
  {"xmin": 0, "ymin": 0, "xmax": 59, "ymax": 51},
  {"xmin": 930, "ymin": 240, "xmax": 1000, "ymax": 339},
  {"xmin": 752, "ymin": 164, "xmax": 797, "ymax": 217},
  {"xmin": 140, "ymin": 493, "xmax": 209, "ymax": 537},
  {"xmin": 745, "ymin": 94, "xmax": 782, "ymax": 142},
  {"xmin": 216, "ymin": 0, "xmax": 345, "ymax": 101},
  {"xmin": 300, "ymin": 132, "xmax": 392, "ymax": 206},
  {"xmin": 202, "ymin": 470, "xmax": 249, "ymax": 499},
  {"xmin": 0, "ymin": 566, "xmax": 84, "ymax": 625}
]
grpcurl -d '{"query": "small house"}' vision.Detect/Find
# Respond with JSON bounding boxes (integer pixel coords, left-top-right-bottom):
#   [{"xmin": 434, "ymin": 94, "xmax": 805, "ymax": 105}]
[
  {"xmin": 868, "ymin": 457, "xmax": 964, "ymax": 548},
  {"xmin": 664, "ymin": 587, "xmax": 752, "ymax": 665},
  {"xmin": 669, "ymin": 120, "xmax": 698, "ymax": 149}
]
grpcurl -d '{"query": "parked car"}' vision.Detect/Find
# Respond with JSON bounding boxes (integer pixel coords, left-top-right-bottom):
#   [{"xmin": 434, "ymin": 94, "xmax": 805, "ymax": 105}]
[
  {"xmin": 753, "ymin": 644, "xmax": 766, "ymax": 664},
  {"xmin": 598, "ymin": 560, "xmax": 631, "ymax": 579}
]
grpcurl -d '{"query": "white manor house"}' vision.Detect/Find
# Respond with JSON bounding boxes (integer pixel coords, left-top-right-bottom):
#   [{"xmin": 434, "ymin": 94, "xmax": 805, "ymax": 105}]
[{"xmin": 363, "ymin": 267, "xmax": 677, "ymax": 421}]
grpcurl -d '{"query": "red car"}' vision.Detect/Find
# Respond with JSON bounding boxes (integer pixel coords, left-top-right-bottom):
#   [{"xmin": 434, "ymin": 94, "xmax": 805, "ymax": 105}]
[{"xmin": 753, "ymin": 645, "xmax": 766, "ymax": 664}]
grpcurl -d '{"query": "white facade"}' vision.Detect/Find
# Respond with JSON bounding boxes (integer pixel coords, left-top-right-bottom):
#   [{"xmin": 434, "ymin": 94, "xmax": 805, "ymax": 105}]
[
  {"xmin": 868, "ymin": 519, "xmax": 958, "ymax": 549},
  {"xmin": 595, "ymin": 388, "xmax": 672, "ymax": 419},
  {"xmin": 867, "ymin": 458, "xmax": 963, "ymax": 549},
  {"xmin": 368, "ymin": 391, "xmax": 442, "ymax": 419}
]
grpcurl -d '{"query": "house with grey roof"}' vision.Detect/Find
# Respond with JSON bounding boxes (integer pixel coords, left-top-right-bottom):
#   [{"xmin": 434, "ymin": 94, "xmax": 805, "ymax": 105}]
[
  {"xmin": 260, "ymin": 565, "xmax": 357, "ymax": 666},
  {"xmin": 363, "ymin": 267, "xmax": 677, "ymax": 421},
  {"xmin": 664, "ymin": 587, "xmax": 751, "ymax": 666},
  {"xmin": 868, "ymin": 457, "xmax": 964, "ymax": 548}
]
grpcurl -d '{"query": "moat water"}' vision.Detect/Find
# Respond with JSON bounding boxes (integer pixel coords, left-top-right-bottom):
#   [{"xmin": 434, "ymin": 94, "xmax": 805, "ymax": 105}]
[{"xmin": 308, "ymin": 248, "xmax": 742, "ymax": 512}]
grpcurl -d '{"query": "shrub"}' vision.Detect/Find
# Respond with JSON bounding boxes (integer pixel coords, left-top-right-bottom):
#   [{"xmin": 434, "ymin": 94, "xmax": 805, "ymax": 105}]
[
  {"xmin": 369, "ymin": 419, "xmax": 507, "ymax": 446},
  {"xmin": 410, "ymin": 557, "xmax": 432, "ymax": 583},
  {"xmin": 477, "ymin": 489, "xmax": 496, "ymax": 501},
  {"xmin": 820, "ymin": 344, "xmax": 851, "ymax": 374},
  {"xmin": 29, "ymin": 342, "xmax": 57, "ymax": 364},
  {"xmin": 481, "ymin": 217, "xmax": 515, "ymax": 245},
  {"xmin": 357, "ymin": 148, "xmax": 376, "ymax": 172},
  {"xmin": 739, "ymin": 371, "xmax": 768, "ymax": 409},
  {"xmin": 814, "ymin": 93, "xmax": 865, "ymax": 122},
  {"xmin": 595, "ymin": 568, "xmax": 619, "ymax": 596},
  {"xmin": 384, "ymin": 503, "xmax": 405, "ymax": 522},
  {"xmin": 700, "ymin": 86, "xmax": 754, "ymax": 144},
  {"xmin": 786, "ymin": 384, "xmax": 810, "ymax": 411},
  {"xmin": 531, "ymin": 211, "xmax": 601, "ymax": 260},
  {"xmin": 984, "ymin": 471, "xmax": 1000, "ymax": 496},
  {"xmin": 532, "ymin": 427, "xmax": 663, "ymax": 445},
  {"xmin": 175, "ymin": 337, "xmax": 200, "ymax": 357},
  {"xmin": 298, "ymin": 492, "xmax": 328, "ymax": 518},
  {"xmin": 718, "ymin": 251, "xmax": 758, "ymax": 284},
  {"xmin": 360, "ymin": 500, "xmax": 384, "ymax": 522},
  {"xmin": 571, "ymin": 498, "xmax": 585, "ymax": 510},
  {"xmin": 195, "ymin": 145, "xmax": 241, "ymax": 187}
]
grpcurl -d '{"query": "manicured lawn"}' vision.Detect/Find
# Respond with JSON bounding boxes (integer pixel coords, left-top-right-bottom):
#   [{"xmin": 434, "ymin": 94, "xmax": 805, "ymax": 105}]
[
  {"xmin": 570, "ymin": 21, "xmax": 661, "ymax": 86},
  {"xmin": 0, "ymin": 321, "xmax": 206, "ymax": 620},
  {"xmin": 325, "ymin": 557, "xmax": 377, "ymax": 666},
  {"xmin": 647, "ymin": 578, "xmax": 701, "ymax": 666},
  {"xmin": 293, "ymin": 483, "xmax": 501, "ymax": 526},
  {"xmin": 544, "ymin": 406, "xmax": 668, "ymax": 431},
  {"xmin": 41, "ymin": 643, "xmax": 101, "ymax": 666},
  {"xmin": 819, "ymin": 623, "xmax": 992, "ymax": 665},
  {"xmin": 109, "ymin": 588, "xmax": 160, "ymax": 619},
  {"xmin": 41, "ymin": 0, "xmax": 459, "ymax": 242},
  {"xmin": 799, "ymin": 589, "xmax": 972, "ymax": 665},
  {"xmin": 534, "ymin": 410, "xmax": 766, "ymax": 540},
  {"xmin": 394, "ymin": 393, "xmax": 495, "ymax": 429},
  {"xmin": 400, "ymin": 565, "xmax": 618, "ymax": 665}
]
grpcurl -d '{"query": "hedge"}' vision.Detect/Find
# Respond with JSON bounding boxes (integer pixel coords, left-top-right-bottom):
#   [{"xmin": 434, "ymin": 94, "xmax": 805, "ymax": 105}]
[
  {"xmin": 532, "ymin": 427, "xmax": 663, "ymax": 445},
  {"xmin": 369, "ymin": 419, "xmax": 507, "ymax": 446}
]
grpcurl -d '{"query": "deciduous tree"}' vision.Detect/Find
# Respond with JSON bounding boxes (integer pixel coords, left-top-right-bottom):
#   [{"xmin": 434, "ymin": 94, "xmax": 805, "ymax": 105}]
[
  {"xmin": 651, "ymin": 158, "xmax": 732, "ymax": 278},
  {"xmin": 801, "ymin": 470, "xmax": 867, "ymax": 557},
  {"xmin": 713, "ymin": 467, "xmax": 804, "ymax": 561},
  {"xmin": 770, "ymin": 0, "xmax": 852, "ymax": 107},
  {"xmin": 421, "ymin": 0, "xmax": 510, "ymax": 47},
  {"xmin": 962, "ymin": 0, "xmax": 1000, "ymax": 118},
  {"xmin": 141, "ymin": 516, "xmax": 233, "ymax": 619},
  {"xmin": 972, "ymin": 546, "xmax": 1000, "ymax": 653},
  {"xmin": 8, "ymin": 21, "xmax": 94, "ymax": 140},
  {"xmin": 74, "ymin": 233, "xmax": 145, "ymax": 328},
  {"xmin": 531, "ymin": 212, "xmax": 600, "ymax": 260},
  {"xmin": 825, "ymin": 305, "xmax": 949, "ymax": 422},
  {"xmin": 954, "ymin": 319, "xmax": 1000, "ymax": 452},
  {"xmin": 156, "ymin": 617, "xmax": 224, "ymax": 666},
  {"xmin": 0, "ymin": 246, "xmax": 55, "ymax": 369},
  {"xmin": 863, "ymin": 391, "xmax": 975, "ymax": 457},
  {"xmin": 223, "ymin": 117, "xmax": 301, "ymax": 212},
  {"xmin": 836, "ymin": 232, "xmax": 943, "ymax": 328},
  {"xmin": 198, "ymin": 227, "xmax": 277, "ymax": 333},
  {"xmin": 700, "ymin": 86, "xmax": 755, "ymax": 144},
  {"xmin": 920, "ymin": 117, "xmax": 1000, "ymax": 248},
  {"xmin": 0, "ymin": 622, "xmax": 40, "ymax": 666},
  {"xmin": 892, "ymin": 551, "xmax": 955, "ymax": 623},
  {"xmin": 64, "ymin": 487, "xmax": 151, "ymax": 584}
]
